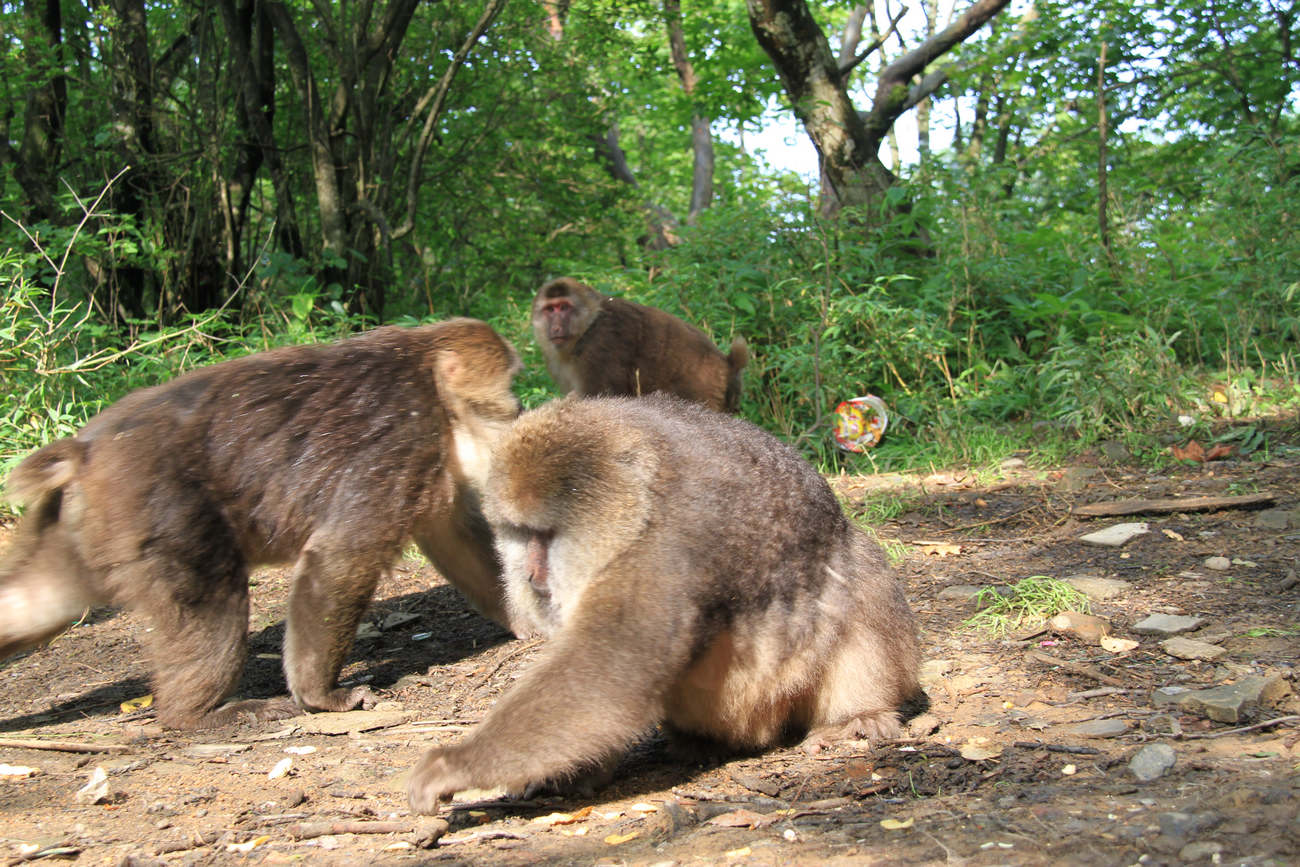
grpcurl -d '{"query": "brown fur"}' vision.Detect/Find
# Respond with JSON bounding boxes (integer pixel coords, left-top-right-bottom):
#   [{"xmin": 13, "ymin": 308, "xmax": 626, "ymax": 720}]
[
  {"xmin": 0, "ymin": 319, "xmax": 522, "ymax": 729},
  {"xmin": 407, "ymin": 395, "xmax": 924, "ymax": 812},
  {"xmin": 531, "ymin": 277, "xmax": 748, "ymax": 412}
]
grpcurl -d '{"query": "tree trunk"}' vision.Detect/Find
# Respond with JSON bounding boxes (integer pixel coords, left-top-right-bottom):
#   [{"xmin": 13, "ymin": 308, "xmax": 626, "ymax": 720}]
[
  {"xmin": 664, "ymin": 0, "xmax": 714, "ymax": 222},
  {"xmin": 8, "ymin": 0, "xmax": 67, "ymax": 222}
]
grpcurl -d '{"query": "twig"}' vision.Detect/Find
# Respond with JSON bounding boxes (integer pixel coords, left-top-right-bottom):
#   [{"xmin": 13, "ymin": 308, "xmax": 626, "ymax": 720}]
[
  {"xmin": 1176, "ymin": 715, "xmax": 1299, "ymax": 741},
  {"xmin": 286, "ymin": 820, "xmax": 412, "ymax": 840},
  {"xmin": 0, "ymin": 737, "xmax": 131, "ymax": 754},
  {"xmin": 1012, "ymin": 740, "xmax": 1102, "ymax": 755},
  {"xmin": 1072, "ymin": 492, "xmax": 1275, "ymax": 517},
  {"xmin": 473, "ymin": 639, "xmax": 542, "ymax": 693},
  {"xmin": 1025, "ymin": 649, "xmax": 1126, "ymax": 687}
]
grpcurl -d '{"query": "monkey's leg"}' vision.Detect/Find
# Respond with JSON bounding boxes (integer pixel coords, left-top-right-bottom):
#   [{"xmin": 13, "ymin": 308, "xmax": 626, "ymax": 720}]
[
  {"xmin": 139, "ymin": 562, "xmax": 292, "ymax": 729},
  {"xmin": 408, "ymin": 579, "xmax": 688, "ymax": 813},
  {"xmin": 412, "ymin": 507, "xmax": 512, "ymax": 632},
  {"xmin": 281, "ymin": 540, "xmax": 385, "ymax": 713}
]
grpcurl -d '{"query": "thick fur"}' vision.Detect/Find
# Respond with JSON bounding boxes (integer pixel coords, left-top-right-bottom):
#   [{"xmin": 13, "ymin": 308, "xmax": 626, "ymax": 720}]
[
  {"xmin": 0, "ymin": 319, "xmax": 522, "ymax": 729},
  {"xmin": 407, "ymin": 395, "xmax": 924, "ymax": 812},
  {"xmin": 532, "ymin": 277, "xmax": 748, "ymax": 412}
]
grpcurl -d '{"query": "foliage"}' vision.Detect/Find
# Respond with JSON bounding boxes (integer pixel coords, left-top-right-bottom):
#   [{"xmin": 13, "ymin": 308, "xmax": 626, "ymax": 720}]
[{"xmin": 963, "ymin": 576, "xmax": 1092, "ymax": 637}]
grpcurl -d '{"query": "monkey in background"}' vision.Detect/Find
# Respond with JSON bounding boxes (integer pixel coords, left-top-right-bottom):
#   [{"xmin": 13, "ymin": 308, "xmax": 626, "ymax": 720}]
[
  {"xmin": 0, "ymin": 319, "xmax": 523, "ymax": 729},
  {"xmin": 532, "ymin": 277, "xmax": 748, "ymax": 413},
  {"xmin": 407, "ymin": 394, "xmax": 925, "ymax": 812}
]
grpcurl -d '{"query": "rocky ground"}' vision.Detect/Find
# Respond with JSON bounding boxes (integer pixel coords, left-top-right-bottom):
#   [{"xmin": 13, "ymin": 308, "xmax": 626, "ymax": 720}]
[{"xmin": 0, "ymin": 430, "xmax": 1297, "ymax": 866}]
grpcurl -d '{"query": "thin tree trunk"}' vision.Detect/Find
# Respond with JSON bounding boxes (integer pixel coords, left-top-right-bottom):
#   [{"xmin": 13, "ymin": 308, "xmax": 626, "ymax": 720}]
[
  {"xmin": 1097, "ymin": 40, "xmax": 1111, "ymax": 262},
  {"xmin": 664, "ymin": 0, "xmax": 714, "ymax": 222}
]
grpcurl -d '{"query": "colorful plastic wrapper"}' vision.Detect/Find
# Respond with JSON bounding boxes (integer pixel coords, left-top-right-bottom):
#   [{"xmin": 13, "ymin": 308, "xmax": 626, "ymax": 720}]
[{"xmin": 832, "ymin": 395, "xmax": 889, "ymax": 452}]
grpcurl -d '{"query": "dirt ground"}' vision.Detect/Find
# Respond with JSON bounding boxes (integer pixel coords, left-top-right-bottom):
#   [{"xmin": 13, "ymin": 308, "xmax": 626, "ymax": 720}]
[{"xmin": 1, "ymin": 429, "xmax": 1297, "ymax": 866}]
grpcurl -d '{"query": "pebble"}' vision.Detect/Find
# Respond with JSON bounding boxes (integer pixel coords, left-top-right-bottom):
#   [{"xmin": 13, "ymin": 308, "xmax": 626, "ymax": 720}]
[
  {"xmin": 1178, "ymin": 841, "xmax": 1225, "ymax": 861},
  {"xmin": 1048, "ymin": 611, "xmax": 1110, "ymax": 644},
  {"xmin": 1158, "ymin": 811, "xmax": 1223, "ymax": 842},
  {"xmin": 1078, "ymin": 522, "xmax": 1150, "ymax": 547},
  {"xmin": 1128, "ymin": 743, "xmax": 1176, "ymax": 782},
  {"xmin": 1062, "ymin": 718, "xmax": 1129, "ymax": 738},
  {"xmin": 1064, "ymin": 576, "xmax": 1131, "ymax": 600},
  {"xmin": 1132, "ymin": 613, "xmax": 1203, "ymax": 636},
  {"xmin": 1160, "ymin": 637, "xmax": 1227, "ymax": 661},
  {"xmin": 937, "ymin": 584, "xmax": 983, "ymax": 601},
  {"xmin": 1175, "ymin": 675, "xmax": 1292, "ymax": 724},
  {"xmin": 1204, "ymin": 556, "xmax": 1231, "ymax": 571}
]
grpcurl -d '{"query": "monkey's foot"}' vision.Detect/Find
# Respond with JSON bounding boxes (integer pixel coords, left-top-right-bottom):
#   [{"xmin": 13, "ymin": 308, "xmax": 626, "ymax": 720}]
[
  {"xmin": 801, "ymin": 710, "xmax": 903, "ymax": 754},
  {"xmin": 165, "ymin": 696, "xmax": 302, "ymax": 730},
  {"xmin": 295, "ymin": 685, "xmax": 377, "ymax": 714},
  {"xmin": 408, "ymin": 748, "xmax": 472, "ymax": 815}
]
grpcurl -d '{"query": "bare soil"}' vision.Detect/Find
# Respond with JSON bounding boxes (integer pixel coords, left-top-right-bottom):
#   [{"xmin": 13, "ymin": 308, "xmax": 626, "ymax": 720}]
[{"xmin": 2, "ymin": 434, "xmax": 1297, "ymax": 866}]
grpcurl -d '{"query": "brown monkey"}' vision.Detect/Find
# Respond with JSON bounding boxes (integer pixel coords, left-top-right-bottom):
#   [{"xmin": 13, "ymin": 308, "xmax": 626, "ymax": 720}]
[
  {"xmin": 532, "ymin": 277, "xmax": 748, "ymax": 412},
  {"xmin": 407, "ymin": 394, "xmax": 925, "ymax": 812},
  {"xmin": 0, "ymin": 319, "xmax": 522, "ymax": 730}
]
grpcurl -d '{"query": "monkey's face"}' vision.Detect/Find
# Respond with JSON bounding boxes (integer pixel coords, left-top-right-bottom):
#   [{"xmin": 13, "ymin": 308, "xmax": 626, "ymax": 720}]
[{"xmin": 536, "ymin": 298, "xmax": 576, "ymax": 345}]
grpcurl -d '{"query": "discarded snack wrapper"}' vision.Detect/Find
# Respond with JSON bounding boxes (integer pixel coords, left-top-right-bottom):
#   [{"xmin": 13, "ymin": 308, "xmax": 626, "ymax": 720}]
[{"xmin": 832, "ymin": 395, "xmax": 888, "ymax": 452}]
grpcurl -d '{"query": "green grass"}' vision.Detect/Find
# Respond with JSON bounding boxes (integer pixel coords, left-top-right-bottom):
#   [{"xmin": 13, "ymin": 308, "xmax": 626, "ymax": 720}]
[{"xmin": 962, "ymin": 575, "xmax": 1092, "ymax": 637}]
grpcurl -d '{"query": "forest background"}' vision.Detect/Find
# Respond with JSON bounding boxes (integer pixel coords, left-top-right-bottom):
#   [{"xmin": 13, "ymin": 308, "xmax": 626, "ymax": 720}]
[{"xmin": 1, "ymin": 0, "xmax": 1297, "ymax": 483}]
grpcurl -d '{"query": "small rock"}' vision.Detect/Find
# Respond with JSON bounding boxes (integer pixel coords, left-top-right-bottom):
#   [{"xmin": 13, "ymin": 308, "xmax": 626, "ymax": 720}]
[
  {"xmin": 186, "ymin": 743, "xmax": 252, "ymax": 759},
  {"xmin": 1128, "ymin": 743, "xmax": 1176, "ymax": 782},
  {"xmin": 1000, "ymin": 457, "xmax": 1026, "ymax": 470},
  {"xmin": 1056, "ymin": 466, "xmax": 1099, "ymax": 493},
  {"xmin": 918, "ymin": 659, "xmax": 952, "ymax": 686},
  {"xmin": 1079, "ymin": 522, "xmax": 1150, "ymax": 547},
  {"xmin": 1064, "ymin": 576, "xmax": 1130, "ymax": 601},
  {"xmin": 1151, "ymin": 686, "xmax": 1192, "ymax": 709},
  {"xmin": 1203, "ymin": 556, "xmax": 1231, "ymax": 571},
  {"xmin": 1062, "ymin": 718, "xmax": 1129, "ymax": 738},
  {"xmin": 937, "ymin": 584, "xmax": 984, "ymax": 601},
  {"xmin": 906, "ymin": 713, "xmax": 941, "ymax": 738},
  {"xmin": 1254, "ymin": 508, "xmax": 1296, "ymax": 530},
  {"xmin": 74, "ymin": 767, "xmax": 110, "ymax": 805},
  {"xmin": 1160, "ymin": 637, "xmax": 1228, "ymax": 661},
  {"xmin": 1178, "ymin": 841, "xmax": 1225, "ymax": 861},
  {"xmin": 1099, "ymin": 440, "xmax": 1131, "ymax": 463},
  {"xmin": 1132, "ymin": 613, "xmax": 1203, "ymax": 636},
  {"xmin": 1175, "ymin": 675, "xmax": 1292, "ymax": 723},
  {"xmin": 1048, "ymin": 611, "xmax": 1110, "ymax": 644},
  {"xmin": 1157, "ymin": 811, "xmax": 1223, "ymax": 842}
]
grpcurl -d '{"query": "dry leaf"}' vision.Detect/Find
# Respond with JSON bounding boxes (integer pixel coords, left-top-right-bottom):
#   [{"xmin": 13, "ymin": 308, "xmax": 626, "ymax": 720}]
[
  {"xmin": 266, "ymin": 757, "xmax": 292, "ymax": 779},
  {"xmin": 1204, "ymin": 444, "xmax": 1235, "ymax": 461},
  {"xmin": 725, "ymin": 847, "xmax": 753, "ymax": 858},
  {"xmin": 1100, "ymin": 636, "xmax": 1139, "ymax": 653},
  {"xmin": 120, "ymin": 694, "xmax": 153, "ymax": 713},
  {"xmin": 1172, "ymin": 441, "xmax": 1206, "ymax": 462},
  {"xmin": 1061, "ymin": 764, "xmax": 1077, "ymax": 776},
  {"xmin": 1162, "ymin": 528, "xmax": 1186, "ymax": 542},
  {"xmin": 0, "ymin": 764, "xmax": 40, "ymax": 778},
  {"xmin": 959, "ymin": 738, "xmax": 1003, "ymax": 761},
  {"xmin": 916, "ymin": 542, "xmax": 962, "ymax": 558},
  {"xmin": 227, "ymin": 835, "xmax": 271, "ymax": 854},
  {"xmin": 707, "ymin": 809, "xmax": 778, "ymax": 829},
  {"xmin": 880, "ymin": 817, "xmax": 914, "ymax": 830},
  {"xmin": 604, "ymin": 831, "xmax": 639, "ymax": 845}
]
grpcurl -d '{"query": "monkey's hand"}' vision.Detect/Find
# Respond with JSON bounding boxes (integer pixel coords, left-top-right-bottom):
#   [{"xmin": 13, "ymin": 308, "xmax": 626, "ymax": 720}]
[{"xmin": 407, "ymin": 747, "xmax": 471, "ymax": 815}]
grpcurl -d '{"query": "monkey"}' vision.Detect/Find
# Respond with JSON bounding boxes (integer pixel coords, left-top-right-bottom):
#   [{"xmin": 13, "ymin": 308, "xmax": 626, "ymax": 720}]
[
  {"xmin": 0, "ymin": 319, "xmax": 523, "ymax": 730},
  {"xmin": 407, "ymin": 394, "xmax": 925, "ymax": 813},
  {"xmin": 531, "ymin": 277, "xmax": 749, "ymax": 413}
]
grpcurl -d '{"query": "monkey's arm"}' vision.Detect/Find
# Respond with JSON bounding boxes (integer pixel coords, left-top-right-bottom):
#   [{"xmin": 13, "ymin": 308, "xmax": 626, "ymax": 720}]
[{"xmin": 407, "ymin": 571, "xmax": 693, "ymax": 813}]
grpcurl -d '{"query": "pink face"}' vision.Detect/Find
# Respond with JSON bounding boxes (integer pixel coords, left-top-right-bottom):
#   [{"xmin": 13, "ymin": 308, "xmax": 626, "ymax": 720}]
[{"xmin": 540, "ymin": 298, "xmax": 575, "ymax": 344}]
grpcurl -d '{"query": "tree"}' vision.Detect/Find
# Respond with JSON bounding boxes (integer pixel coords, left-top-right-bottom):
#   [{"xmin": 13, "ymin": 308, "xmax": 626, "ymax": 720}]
[{"xmin": 745, "ymin": 0, "xmax": 1010, "ymax": 220}]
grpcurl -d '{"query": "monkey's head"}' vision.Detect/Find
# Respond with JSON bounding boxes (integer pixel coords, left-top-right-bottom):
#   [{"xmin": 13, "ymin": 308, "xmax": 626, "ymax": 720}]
[{"xmin": 531, "ymin": 278, "xmax": 602, "ymax": 349}]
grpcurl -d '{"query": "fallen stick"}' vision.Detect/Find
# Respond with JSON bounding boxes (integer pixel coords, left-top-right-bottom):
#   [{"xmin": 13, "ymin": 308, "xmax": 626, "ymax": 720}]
[
  {"xmin": 1176, "ymin": 714, "xmax": 1300, "ymax": 740},
  {"xmin": 1025, "ymin": 649, "xmax": 1126, "ymax": 687},
  {"xmin": 1012, "ymin": 741, "xmax": 1102, "ymax": 755},
  {"xmin": 286, "ymin": 820, "xmax": 412, "ymax": 840},
  {"xmin": 1072, "ymin": 492, "xmax": 1275, "ymax": 517},
  {"xmin": 0, "ymin": 738, "xmax": 131, "ymax": 754}
]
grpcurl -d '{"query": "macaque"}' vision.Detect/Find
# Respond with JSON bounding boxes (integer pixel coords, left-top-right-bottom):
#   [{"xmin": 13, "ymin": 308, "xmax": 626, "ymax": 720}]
[
  {"xmin": 531, "ymin": 277, "xmax": 748, "ymax": 412},
  {"xmin": 407, "ymin": 394, "xmax": 925, "ymax": 812},
  {"xmin": 0, "ymin": 319, "xmax": 522, "ymax": 730}
]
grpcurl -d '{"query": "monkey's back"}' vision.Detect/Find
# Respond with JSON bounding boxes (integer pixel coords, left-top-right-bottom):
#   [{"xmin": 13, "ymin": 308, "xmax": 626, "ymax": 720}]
[{"xmin": 53, "ymin": 326, "xmax": 456, "ymax": 565}]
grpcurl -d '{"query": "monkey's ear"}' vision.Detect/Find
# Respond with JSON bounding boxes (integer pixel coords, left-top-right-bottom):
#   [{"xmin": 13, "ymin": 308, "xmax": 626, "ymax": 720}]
[{"xmin": 6, "ymin": 440, "xmax": 85, "ymax": 506}]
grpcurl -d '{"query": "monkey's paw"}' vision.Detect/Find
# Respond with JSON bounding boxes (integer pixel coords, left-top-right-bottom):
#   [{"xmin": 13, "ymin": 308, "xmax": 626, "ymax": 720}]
[
  {"xmin": 407, "ymin": 748, "xmax": 470, "ymax": 815},
  {"xmin": 802, "ymin": 711, "xmax": 902, "ymax": 754}
]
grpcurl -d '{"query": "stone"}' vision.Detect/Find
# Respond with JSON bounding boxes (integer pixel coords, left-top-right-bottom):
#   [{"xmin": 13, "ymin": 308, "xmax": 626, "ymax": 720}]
[
  {"xmin": 1175, "ymin": 675, "xmax": 1292, "ymax": 724},
  {"xmin": 1000, "ymin": 457, "xmax": 1026, "ymax": 470},
  {"xmin": 1099, "ymin": 440, "xmax": 1131, "ymax": 463},
  {"xmin": 1062, "ymin": 718, "xmax": 1129, "ymax": 738},
  {"xmin": 1055, "ymin": 466, "xmax": 1099, "ymax": 493},
  {"xmin": 937, "ymin": 584, "xmax": 984, "ymax": 601},
  {"xmin": 1160, "ymin": 637, "xmax": 1228, "ymax": 661},
  {"xmin": 1128, "ymin": 743, "xmax": 1176, "ymax": 782},
  {"xmin": 1132, "ymin": 613, "xmax": 1203, "ymax": 636},
  {"xmin": 918, "ymin": 659, "xmax": 952, "ymax": 686},
  {"xmin": 1178, "ymin": 841, "xmax": 1225, "ymax": 861},
  {"xmin": 1254, "ymin": 508, "xmax": 1296, "ymax": 531},
  {"xmin": 1048, "ymin": 611, "xmax": 1110, "ymax": 644},
  {"xmin": 1065, "ymin": 576, "xmax": 1131, "ymax": 601},
  {"xmin": 1157, "ymin": 811, "xmax": 1223, "ymax": 842},
  {"xmin": 1079, "ymin": 522, "xmax": 1150, "ymax": 547},
  {"xmin": 1204, "ymin": 556, "xmax": 1231, "ymax": 571},
  {"xmin": 1151, "ymin": 685, "xmax": 1192, "ymax": 707}
]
